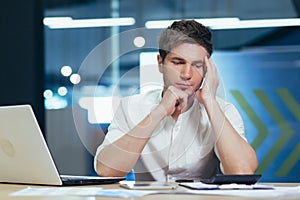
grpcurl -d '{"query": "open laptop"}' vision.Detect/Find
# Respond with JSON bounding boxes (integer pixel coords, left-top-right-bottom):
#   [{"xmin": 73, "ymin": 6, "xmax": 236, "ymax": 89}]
[{"xmin": 0, "ymin": 104, "xmax": 125, "ymax": 186}]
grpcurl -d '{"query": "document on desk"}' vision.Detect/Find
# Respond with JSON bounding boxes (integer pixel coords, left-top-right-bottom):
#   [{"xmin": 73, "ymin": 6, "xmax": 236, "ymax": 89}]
[
  {"xmin": 179, "ymin": 182, "xmax": 300, "ymax": 198},
  {"xmin": 11, "ymin": 187, "xmax": 102, "ymax": 196},
  {"xmin": 11, "ymin": 187, "xmax": 156, "ymax": 198},
  {"xmin": 179, "ymin": 182, "xmax": 274, "ymax": 190}
]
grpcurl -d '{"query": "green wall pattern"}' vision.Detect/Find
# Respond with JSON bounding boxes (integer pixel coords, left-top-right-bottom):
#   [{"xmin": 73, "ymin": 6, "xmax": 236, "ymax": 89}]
[
  {"xmin": 230, "ymin": 88, "xmax": 299, "ymax": 177},
  {"xmin": 276, "ymin": 89, "xmax": 300, "ymax": 176}
]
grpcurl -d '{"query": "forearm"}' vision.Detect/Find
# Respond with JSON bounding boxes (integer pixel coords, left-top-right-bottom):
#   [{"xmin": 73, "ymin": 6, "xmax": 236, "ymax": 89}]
[
  {"xmin": 204, "ymin": 99, "xmax": 258, "ymax": 174},
  {"xmin": 95, "ymin": 105, "xmax": 166, "ymax": 177}
]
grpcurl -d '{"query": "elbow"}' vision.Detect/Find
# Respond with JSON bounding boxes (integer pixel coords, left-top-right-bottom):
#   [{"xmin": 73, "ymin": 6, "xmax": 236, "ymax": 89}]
[
  {"xmin": 242, "ymin": 152, "xmax": 259, "ymax": 174},
  {"xmin": 250, "ymin": 153, "xmax": 259, "ymax": 174},
  {"xmin": 245, "ymin": 148, "xmax": 259, "ymax": 174},
  {"xmin": 240, "ymin": 146, "xmax": 259, "ymax": 174},
  {"xmin": 223, "ymin": 151, "xmax": 259, "ymax": 175},
  {"xmin": 239, "ymin": 159, "xmax": 258, "ymax": 175},
  {"xmin": 245, "ymin": 154, "xmax": 259, "ymax": 174},
  {"xmin": 223, "ymin": 164, "xmax": 258, "ymax": 175},
  {"xmin": 95, "ymin": 160, "xmax": 128, "ymax": 177}
]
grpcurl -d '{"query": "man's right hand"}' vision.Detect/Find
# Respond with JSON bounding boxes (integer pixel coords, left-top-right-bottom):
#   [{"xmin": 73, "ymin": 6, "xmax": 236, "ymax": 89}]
[{"xmin": 159, "ymin": 85, "xmax": 188, "ymax": 117}]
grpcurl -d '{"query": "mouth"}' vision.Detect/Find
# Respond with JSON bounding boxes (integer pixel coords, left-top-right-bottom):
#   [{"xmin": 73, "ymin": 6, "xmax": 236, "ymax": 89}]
[{"xmin": 176, "ymin": 82, "xmax": 193, "ymax": 90}]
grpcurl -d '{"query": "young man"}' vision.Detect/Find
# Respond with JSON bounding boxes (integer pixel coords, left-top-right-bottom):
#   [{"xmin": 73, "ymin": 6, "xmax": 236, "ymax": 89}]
[{"xmin": 94, "ymin": 20, "xmax": 258, "ymax": 181}]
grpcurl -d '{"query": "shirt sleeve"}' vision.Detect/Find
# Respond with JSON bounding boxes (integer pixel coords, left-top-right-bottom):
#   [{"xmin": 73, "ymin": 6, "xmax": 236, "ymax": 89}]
[{"xmin": 225, "ymin": 105, "xmax": 245, "ymax": 138}]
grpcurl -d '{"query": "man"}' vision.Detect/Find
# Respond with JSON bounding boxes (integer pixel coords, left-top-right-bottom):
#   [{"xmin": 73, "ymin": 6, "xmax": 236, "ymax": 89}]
[{"xmin": 94, "ymin": 20, "xmax": 258, "ymax": 181}]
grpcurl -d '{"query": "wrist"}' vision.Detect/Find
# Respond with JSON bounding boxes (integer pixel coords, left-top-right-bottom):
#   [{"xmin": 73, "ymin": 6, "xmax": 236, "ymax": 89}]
[
  {"xmin": 151, "ymin": 105, "xmax": 167, "ymax": 119},
  {"xmin": 203, "ymin": 97, "xmax": 218, "ymax": 115}
]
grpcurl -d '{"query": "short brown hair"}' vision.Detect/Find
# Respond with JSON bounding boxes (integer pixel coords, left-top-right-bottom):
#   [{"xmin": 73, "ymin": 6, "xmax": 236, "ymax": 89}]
[{"xmin": 158, "ymin": 20, "xmax": 213, "ymax": 62}]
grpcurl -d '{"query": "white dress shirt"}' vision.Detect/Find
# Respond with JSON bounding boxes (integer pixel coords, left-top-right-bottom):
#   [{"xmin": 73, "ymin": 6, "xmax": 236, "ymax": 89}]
[{"xmin": 94, "ymin": 89, "xmax": 246, "ymax": 181}]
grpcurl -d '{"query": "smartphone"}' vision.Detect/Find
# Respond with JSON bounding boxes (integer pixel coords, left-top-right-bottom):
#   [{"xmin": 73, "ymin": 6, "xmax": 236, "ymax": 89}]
[
  {"xmin": 199, "ymin": 56, "xmax": 208, "ymax": 90},
  {"xmin": 198, "ymin": 72, "xmax": 206, "ymax": 90},
  {"xmin": 119, "ymin": 181, "xmax": 176, "ymax": 190}
]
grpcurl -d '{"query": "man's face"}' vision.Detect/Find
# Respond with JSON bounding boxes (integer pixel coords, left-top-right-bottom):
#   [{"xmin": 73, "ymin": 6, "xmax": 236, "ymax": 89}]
[{"xmin": 158, "ymin": 43, "xmax": 207, "ymax": 97}]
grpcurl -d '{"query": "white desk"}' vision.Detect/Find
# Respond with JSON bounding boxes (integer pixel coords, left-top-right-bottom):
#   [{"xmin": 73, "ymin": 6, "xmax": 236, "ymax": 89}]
[{"xmin": 1, "ymin": 182, "xmax": 300, "ymax": 200}]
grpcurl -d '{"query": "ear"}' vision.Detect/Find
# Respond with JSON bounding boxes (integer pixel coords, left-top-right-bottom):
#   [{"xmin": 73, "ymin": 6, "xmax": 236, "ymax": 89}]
[{"xmin": 157, "ymin": 54, "xmax": 163, "ymax": 73}]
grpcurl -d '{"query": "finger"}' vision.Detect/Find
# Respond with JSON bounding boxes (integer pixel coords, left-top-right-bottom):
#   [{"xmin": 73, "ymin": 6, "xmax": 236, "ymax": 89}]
[
  {"xmin": 208, "ymin": 57, "xmax": 219, "ymax": 83},
  {"xmin": 168, "ymin": 86, "xmax": 183, "ymax": 110},
  {"xmin": 181, "ymin": 99, "xmax": 188, "ymax": 112},
  {"xmin": 179, "ymin": 92, "xmax": 188, "ymax": 112},
  {"xmin": 204, "ymin": 56, "xmax": 211, "ymax": 72},
  {"xmin": 168, "ymin": 86, "xmax": 189, "ymax": 112},
  {"xmin": 169, "ymin": 86, "xmax": 179, "ymax": 100},
  {"xmin": 208, "ymin": 57, "xmax": 217, "ymax": 74}
]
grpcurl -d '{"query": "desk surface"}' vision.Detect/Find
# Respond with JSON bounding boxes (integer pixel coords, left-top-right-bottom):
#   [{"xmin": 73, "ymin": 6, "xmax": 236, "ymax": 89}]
[{"xmin": 1, "ymin": 182, "xmax": 300, "ymax": 200}]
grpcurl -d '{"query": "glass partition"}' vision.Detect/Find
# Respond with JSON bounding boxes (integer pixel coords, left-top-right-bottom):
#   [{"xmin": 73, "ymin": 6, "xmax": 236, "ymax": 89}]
[{"xmin": 43, "ymin": 0, "xmax": 300, "ymax": 181}]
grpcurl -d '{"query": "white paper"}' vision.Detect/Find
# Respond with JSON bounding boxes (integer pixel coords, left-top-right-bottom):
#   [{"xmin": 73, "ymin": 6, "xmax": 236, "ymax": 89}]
[
  {"xmin": 11, "ymin": 187, "xmax": 102, "ymax": 196},
  {"xmin": 179, "ymin": 182, "xmax": 274, "ymax": 190},
  {"xmin": 177, "ymin": 185, "xmax": 300, "ymax": 198},
  {"xmin": 11, "ymin": 187, "xmax": 156, "ymax": 198}
]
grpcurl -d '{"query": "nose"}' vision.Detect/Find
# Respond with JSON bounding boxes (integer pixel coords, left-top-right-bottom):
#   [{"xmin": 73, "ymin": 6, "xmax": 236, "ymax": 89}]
[{"xmin": 180, "ymin": 63, "xmax": 192, "ymax": 80}]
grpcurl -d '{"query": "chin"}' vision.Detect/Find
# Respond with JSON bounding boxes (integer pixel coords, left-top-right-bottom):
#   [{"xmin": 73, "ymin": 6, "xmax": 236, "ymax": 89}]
[{"xmin": 184, "ymin": 89, "xmax": 196, "ymax": 97}]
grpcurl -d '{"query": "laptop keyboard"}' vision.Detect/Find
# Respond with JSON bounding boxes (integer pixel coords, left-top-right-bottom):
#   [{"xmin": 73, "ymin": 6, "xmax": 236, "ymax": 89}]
[{"xmin": 60, "ymin": 175, "xmax": 94, "ymax": 181}]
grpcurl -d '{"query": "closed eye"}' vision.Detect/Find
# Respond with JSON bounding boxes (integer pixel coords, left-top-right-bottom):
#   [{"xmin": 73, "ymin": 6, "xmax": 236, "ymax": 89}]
[
  {"xmin": 193, "ymin": 64, "xmax": 204, "ymax": 69},
  {"xmin": 172, "ymin": 61, "xmax": 185, "ymax": 65}
]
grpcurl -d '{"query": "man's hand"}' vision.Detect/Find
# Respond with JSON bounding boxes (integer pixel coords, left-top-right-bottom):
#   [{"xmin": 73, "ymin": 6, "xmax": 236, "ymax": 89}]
[
  {"xmin": 195, "ymin": 56, "xmax": 219, "ymax": 104},
  {"xmin": 159, "ymin": 85, "xmax": 188, "ymax": 116}
]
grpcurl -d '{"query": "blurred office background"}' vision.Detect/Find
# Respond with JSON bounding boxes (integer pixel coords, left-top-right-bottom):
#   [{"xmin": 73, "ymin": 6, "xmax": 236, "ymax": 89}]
[{"xmin": 1, "ymin": 0, "xmax": 300, "ymax": 182}]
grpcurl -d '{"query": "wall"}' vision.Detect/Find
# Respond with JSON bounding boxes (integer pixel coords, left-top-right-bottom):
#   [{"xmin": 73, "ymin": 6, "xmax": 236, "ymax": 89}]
[
  {"xmin": 215, "ymin": 47, "xmax": 300, "ymax": 182},
  {"xmin": 0, "ymin": 0, "xmax": 44, "ymax": 130}
]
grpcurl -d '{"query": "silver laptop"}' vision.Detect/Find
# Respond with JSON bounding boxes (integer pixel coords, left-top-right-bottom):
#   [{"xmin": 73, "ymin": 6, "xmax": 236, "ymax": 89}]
[{"xmin": 0, "ymin": 104, "xmax": 124, "ymax": 186}]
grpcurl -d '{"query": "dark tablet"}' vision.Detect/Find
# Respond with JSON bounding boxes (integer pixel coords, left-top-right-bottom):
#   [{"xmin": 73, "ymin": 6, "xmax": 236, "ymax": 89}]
[{"xmin": 200, "ymin": 174, "xmax": 262, "ymax": 185}]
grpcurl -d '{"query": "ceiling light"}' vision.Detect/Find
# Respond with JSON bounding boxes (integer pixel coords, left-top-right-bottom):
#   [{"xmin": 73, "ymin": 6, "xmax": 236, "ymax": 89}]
[
  {"xmin": 44, "ymin": 17, "xmax": 135, "ymax": 29},
  {"xmin": 211, "ymin": 18, "xmax": 300, "ymax": 29},
  {"xmin": 43, "ymin": 17, "xmax": 72, "ymax": 26},
  {"xmin": 58, "ymin": 87, "xmax": 68, "ymax": 96},
  {"xmin": 145, "ymin": 18, "xmax": 239, "ymax": 29},
  {"xmin": 133, "ymin": 36, "xmax": 146, "ymax": 47},
  {"xmin": 70, "ymin": 74, "xmax": 81, "ymax": 84},
  {"xmin": 43, "ymin": 89, "xmax": 53, "ymax": 99},
  {"xmin": 145, "ymin": 18, "xmax": 300, "ymax": 30},
  {"xmin": 60, "ymin": 65, "xmax": 72, "ymax": 77}
]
